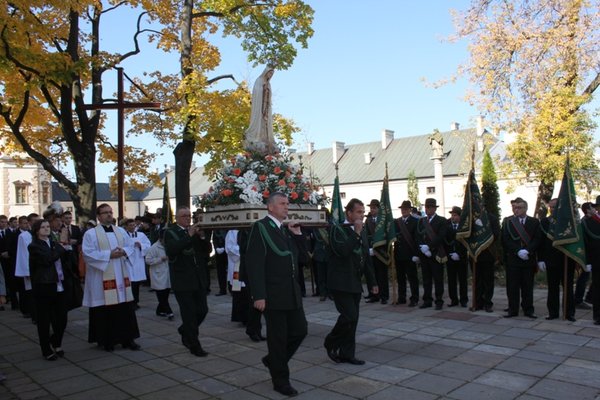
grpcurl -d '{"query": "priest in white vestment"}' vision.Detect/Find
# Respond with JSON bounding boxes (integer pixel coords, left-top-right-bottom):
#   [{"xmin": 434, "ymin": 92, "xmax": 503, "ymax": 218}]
[
  {"xmin": 82, "ymin": 204, "xmax": 141, "ymax": 352},
  {"xmin": 124, "ymin": 219, "xmax": 150, "ymax": 308}
]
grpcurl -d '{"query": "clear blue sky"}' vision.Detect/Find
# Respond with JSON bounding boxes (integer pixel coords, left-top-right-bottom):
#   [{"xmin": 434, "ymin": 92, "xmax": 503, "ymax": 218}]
[{"xmin": 95, "ymin": 0, "xmax": 484, "ymax": 179}]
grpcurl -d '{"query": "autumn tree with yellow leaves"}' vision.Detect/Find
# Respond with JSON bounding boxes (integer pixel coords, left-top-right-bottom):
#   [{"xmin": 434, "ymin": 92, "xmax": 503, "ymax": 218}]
[
  {"xmin": 0, "ymin": 0, "xmax": 313, "ymax": 219},
  {"xmin": 450, "ymin": 0, "xmax": 600, "ymax": 216}
]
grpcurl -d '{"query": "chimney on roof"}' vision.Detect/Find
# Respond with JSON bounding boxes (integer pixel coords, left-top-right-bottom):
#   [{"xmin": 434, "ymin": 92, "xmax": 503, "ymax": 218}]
[
  {"xmin": 364, "ymin": 152, "xmax": 372, "ymax": 164},
  {"xmin": 451, "ymin": 122, "xmax": 460, "ymax": 131},
  {"xmin": 476, "ymin": 115, "xmax": 485, "ymax": 136},
  {"xmin": 307, "ymin": 142, "xmax": 315, "ymax": 155},
  {"xmin": 332, "ymin": 141, "xmax": 345, "ymax": 164},
  {"xmin": 381, "ymin": 129, "xmax": 394, "ymax": 149}
]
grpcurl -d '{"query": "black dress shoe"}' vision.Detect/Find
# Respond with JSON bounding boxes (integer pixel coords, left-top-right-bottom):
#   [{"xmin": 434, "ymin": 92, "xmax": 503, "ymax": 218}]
[
  {"xmin": 447, "ymin": 301, "xmax": 458, "ymax": 307},
  {"xmin": 460, "ymin": 302, "xmax": 468, "ymax": 308},
  {"xmin": 484, "ymin": 305, "xmax": 494, "ymax": 313},
  {"xmin": 524, "ymin": 313, "xmax": 537, "ymax": 319},
  {"xmin": 408, "ymin": 301, "xmax": 418, "ymax": 307},
  {"xmin": 566, "ymin": 316, "xmax": 576, "ymax": 322},
  {"xmin": 262, "ymin": 355, "xmax": 270, "ymax": 368},
  {"xmin": 123, "ymin": 340, "xmax": 141, "ymax": 350},
  {"xmin": 545, "ymin": 315, "xmax": 558, "ymax": 320},
  {"xmin": 365, "ymin": 297, "xmax": 380, "ymax": 303},
  {"xmin": 340, "ymin": 357, "xmax": 365, "ymax": 365},
  {"xmin": 324, "ymin": 343, "xmax": 341, "ymax": 363},
  {"xmin": 103, "ymin": 344, "xmax": 115, "ymax": 352},
  {"xmin": 190, "ymin": 347, "xmax": 208, "ymax": 357},
  {"xmin": 319, "ymin": 296, "xmax": 326, "ymax": 301},
  {"xmin": 503, "ymin": 313, "xmax": 518, "ymax": 318},
  {"xmin": 594, "ymin": 320, "xmax": 600, "ymax": 325},
  {"xmin": 397, "ymin": 299, "xmax": 407, "ymax": 304},
  {"xmin": 273, "ymin": 384, "xmax": 298, "ymax": 396},
  {"xmin": 248, "ymin": 333, "xmax": 261, "ymax": 342},
  {"xmin": 435, "ymin": 304, "xmax": 443, "ymax": 310},
  {"xmin": 419, "ymin": 303, "xmax": 432, "ymax": 309},
  {"xmin": 380, "ymin": 299, "xmax": 388, "ymax": 305},
  {"xmin": 259, "ymin": 334, "xmax": 267, "ymax": 341}
]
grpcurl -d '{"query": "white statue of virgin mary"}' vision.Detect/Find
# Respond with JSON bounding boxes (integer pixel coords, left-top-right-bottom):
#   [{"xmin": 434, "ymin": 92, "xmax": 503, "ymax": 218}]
[{"xmin": 243, "ymin": 65, "xmax": 277, "ymax": 154}]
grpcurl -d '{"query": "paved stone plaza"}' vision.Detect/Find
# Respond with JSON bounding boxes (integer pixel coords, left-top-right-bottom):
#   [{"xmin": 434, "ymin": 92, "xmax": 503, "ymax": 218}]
[{"xmin": 1, "ymin": 283, "xmax": 599, "ymax": 400}]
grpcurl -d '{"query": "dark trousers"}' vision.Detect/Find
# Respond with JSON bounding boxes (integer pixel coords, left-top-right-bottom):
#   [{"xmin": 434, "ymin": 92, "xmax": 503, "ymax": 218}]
[
  {"xmin": 447, "ymin": 259, "xmax": 468, "ymax": 305},
  {"xmin": 155, "ymin": 288, "xmax": 172, "ymax": 315},
  {"xmin": 174, "ymin": 289, "xmax": 208, "ymax": 350},
  {"xmin": 372, "ymin": 256, "xmax": 389, "ymax": 300},
  {"xmin": 33, "ymin": 284, "xmax": 67, "ymax": 357},
  {"xmin": 593, "ymin": 265, "xmax": 600, "ymax": 322},
  {"xmin": 325, "ymin": 291, "xmax": 361, "ymax": 359},
  {"xmin": 1, "ymin": 262, "xmax": 18, "ymax": 307},
  {"xmin": 263, "ymin": 307, "xmax": 307, "ymax": 387},
  {"xmin": 231, "ymin": 286, "xmax": 250, "ymax": 323},
  {"xmin": 131, "ymin": 281, "xmax": 140, "ymax": 305},
  {"xmin": 215, "ymin": 253, "xmax": 228, "ymax": 294},
  {"xmin": 297, "ymin": 264, "xmax": 306, "ymax": 296},
  {"xmin": 546, "ymin": 262, "xmax": 574, "ymax": 318},
  {"xmin": 506, "ymin": 264, "xmax": 534, "ymax": 315},
  {"xmin": 246, "ymin": 305, "xmax": 263, "ymax": 336},
  {"xmin": 315, "ymin": 260, "xmax": 328, "ymax": 297},
  {"xmin": 421, "ymin": 258, "xmax": 444, "ymax": 306},
  {"xmin": 473, "ymin": 260, "xmax": 495, "ymax": 308},
  {"xmin": 395, "ymin": 258, "xmax": 419, "ymax": 303}
]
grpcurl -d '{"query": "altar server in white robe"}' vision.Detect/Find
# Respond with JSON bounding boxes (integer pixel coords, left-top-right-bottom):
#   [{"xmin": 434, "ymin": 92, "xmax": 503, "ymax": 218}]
[
  {"xmin": 82, "ymin": 204, "xmax": 141, "ymax": 352},
  {"xmin": 124, "ymin": 219, "xmax": 150, "ymax": 309},
  {"xmin": 15, "ymin": 213, "xmax": 40, "ymax": 320}
]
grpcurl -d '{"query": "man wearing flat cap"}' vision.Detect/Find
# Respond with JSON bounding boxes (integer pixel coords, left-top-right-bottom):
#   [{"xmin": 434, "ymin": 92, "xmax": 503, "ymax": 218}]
[
  {"xmin": 445, "ymin": 206, "xmax": 468, "ymax": 307},
  {"xmin": 501, "ymin": 197, "xmax": 541, "ymax": 318},
  {"xmin": 394, "ymin": 201, "xmax": 420, "ymax": 306},
  {"xmin": 365, "ymin": 199, "xmax": 388, "ymax": 304},
  {"xmin": 415, "ymin": 198, "xmax": 448, "ymax": 309}
]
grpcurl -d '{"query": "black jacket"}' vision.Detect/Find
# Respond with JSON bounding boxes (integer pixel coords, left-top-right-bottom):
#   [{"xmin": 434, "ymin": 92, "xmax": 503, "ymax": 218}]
[
  {"xmin": 245, "ymin": 217, "xmax": 306, "ymax": 310},
  {"xmin": 394, "ymin": 216, "xmax": 419, "ymax": 261},
  {"xmin": 164, "ymin": 226, "xmax": 212, "ymax": 291},
  {"xmin": 28, "ymin": 238, "xmax": 66, "ymax": 285},
  {"xmin": 501, "ymin": 215, "xmax": 541, "ymax": 267}
]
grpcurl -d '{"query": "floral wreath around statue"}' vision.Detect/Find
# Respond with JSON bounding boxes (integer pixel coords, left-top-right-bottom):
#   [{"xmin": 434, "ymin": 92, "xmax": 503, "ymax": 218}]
[{"xmin": 195, "ymin": 149, "xmax": 328, "ymax": 208}]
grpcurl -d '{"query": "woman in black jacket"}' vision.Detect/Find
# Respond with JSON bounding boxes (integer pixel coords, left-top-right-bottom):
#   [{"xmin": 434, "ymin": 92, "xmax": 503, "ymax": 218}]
[{"xmin": 28, "ymin": 219, "xmax": 67, "ymax": 360}]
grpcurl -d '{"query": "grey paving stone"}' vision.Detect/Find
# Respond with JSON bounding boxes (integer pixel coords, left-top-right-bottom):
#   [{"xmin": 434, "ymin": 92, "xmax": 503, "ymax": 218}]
[
  {"xmin": 527, "ymin": 378, "xmax": 599, "ymax": 400},
  {"xmin": 357, "ymin": 364, "xmax": 419, "ymax": 384},
  {"xmin": 387, "ymin": 354, "xmax": 444, "ymax": 371},
  {"xmin": 366, "ymin": 385, "xmax": 438, "ymax": 400},
  {"xmin": 502, "ymin": 327, "xmax": 547, "ymax": 340},
  {"xmin": 436, "ymin": 338, "xmax": 479, "ymax": 349},
  {"xmin": 543, "ymin": 332, "xmax": 591, "ymax": 346},
  {"xmin": 485, "ymin": 334, "xmax": 536, "ymax": 349},
  {"xmin": 24, "ymin": 365, "xmax": 87, "ymax": 385},
  {"xmin": 217, "ymin": 388, "xmax": 273, "ymax": 400},
  {"xmin": 413, "ymin": 343, "xmax": 468, "ymax": 360},
  {"xmin": 524, "ymin": 340, "xmax": 580, "ymax": 357},
  {"xmin": 95, "ymin": 363, "xmax": 153, "ymax": 383},
  {"xmin": 472, "ymin": 343, "xmax": 520, "ymax": 356},
  {"xmin": 401, "ymin": 372, "xmax": 465, "ymax": 395},
  {"xmin": 215, "ymin": 365, "xmax": 271, "ymax": 388},
  {"xmin": 514, "ymin": 349, "xmax": 566, "ymax": 364},
  {"xmin": 292, "ymin": 365, "xmax": 347, "ymax": 386},
  {"xmin": 325, "ymin": 376, "xmax": 389, "ymax": 398},
  {"xmin": 474, "ymin": 370, "xmax": 538, "ymax": 392},
  {"xmin": 449, "ymin": 330, "xmax": 495, "ymax": 343},
  {"xmin": 495, "ymin": 356, "xmax": 558, "ymax": 377},
  {"xmin": 186, "ymin": 357, "xmax": 246, "ymax": 376},
  {"xmin": 60, "ymin": 385, "xmax": 130, "ymax": 400},
  {"xmin": 42, "ymin": 374, "xmax": 106, "ymax": 397},
  {"xmin": 137, "ymin": 383, "xmax": 211, "ymax": 400},
  {"xmin": 428, "ymin": 360, "xmax": 488, "ymax": 381},
  {"xmin": 448, "ymin": 382, "xmax": 520, "ymax": 400},
  {"xmin": 188, "ymin": 376, "xmax": 239, "ymax": 396},
  {"xmin": 113, "ymin": 373, "xmax": 179, "ymax": 396}
]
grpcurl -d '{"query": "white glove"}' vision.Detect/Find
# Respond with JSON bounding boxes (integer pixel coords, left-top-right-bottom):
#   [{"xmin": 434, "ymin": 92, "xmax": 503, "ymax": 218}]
[
  {"xmin": 215, "ymin": 247, "xmax": 225, "ymax": 254},
  {"xmin": 450, "ymin": 252, "xmax": 460, "ymax": 261},
  {"xmin": 584, "ymin": 264, "xmax": 592, "ymax": 272},
  {"xmin": 474, "ymin": 218, "xmax": 483, "ymax": 227},
  {"xmin": 424, "ymin": 251, "xmax": 432, "ymax": 258},
  {"xmin": 411, "ymin": 256, "xmax": 420, "ymax": 264},
  {"xmin": 369, "ymin": 248, "xmax": 374, "ymax": 256},
  {"xmin": 419, "ymin": 245, "xmax": 430, "ymax": 255},
  {"xmin": 537, "ymin": 261, "xmax": 546, "ymax": 272},
  {"xmin": 517, "ymin": 249, "xmax": 529, "ymax": 260}
]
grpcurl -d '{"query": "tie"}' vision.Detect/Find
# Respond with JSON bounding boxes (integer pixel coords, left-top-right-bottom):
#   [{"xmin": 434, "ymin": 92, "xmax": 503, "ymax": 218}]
[{"xmin": 521, "ymin": 218, "xmax": 525, "ymax": 225}]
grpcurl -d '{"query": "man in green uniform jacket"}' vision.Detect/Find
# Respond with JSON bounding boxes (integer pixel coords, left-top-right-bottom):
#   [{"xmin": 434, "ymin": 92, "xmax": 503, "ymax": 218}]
[
  {"xmin": 325, "ymin": 198, "xmax": 378, "ymax": 366},
  {"xmin": 164, "ymin": 206, "xmax": 212, "ymax": 357},
  {"xmin": 246, "ymin": 192, "xmax": 307, "ymax": 397}
]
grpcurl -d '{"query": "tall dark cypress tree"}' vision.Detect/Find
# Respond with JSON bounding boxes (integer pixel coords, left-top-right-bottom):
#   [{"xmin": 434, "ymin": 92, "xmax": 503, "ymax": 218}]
[{"xmin": 481, "ymin": 148, "xmax": 500, "ymax": 218}]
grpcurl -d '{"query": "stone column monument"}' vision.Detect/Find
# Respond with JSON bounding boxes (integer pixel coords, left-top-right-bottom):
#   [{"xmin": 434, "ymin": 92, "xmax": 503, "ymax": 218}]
[{"xmin": 428, "ymin": 129, "xmax": 446, "ymax": 213}]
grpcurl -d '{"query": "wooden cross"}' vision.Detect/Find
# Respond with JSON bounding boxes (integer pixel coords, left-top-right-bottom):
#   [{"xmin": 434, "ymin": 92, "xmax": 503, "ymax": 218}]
[{"xmin": 82, "ymin": 67, "xmax": 161, "ymax": 220}]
